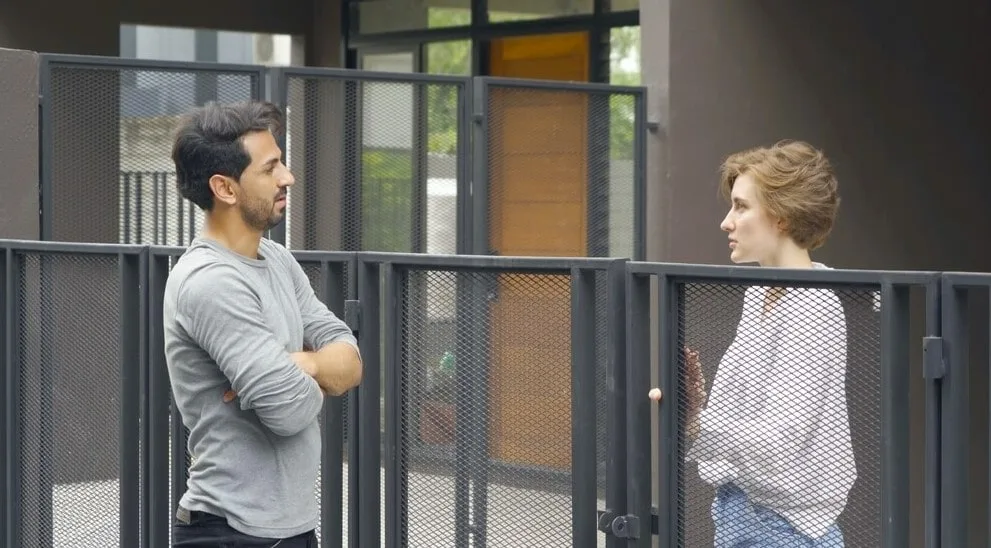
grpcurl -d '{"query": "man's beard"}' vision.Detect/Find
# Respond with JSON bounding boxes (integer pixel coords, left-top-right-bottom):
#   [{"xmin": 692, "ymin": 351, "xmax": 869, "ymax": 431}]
[{"xmin": 240, "ymin": 197, "xmax": 283, "ymax": 232}]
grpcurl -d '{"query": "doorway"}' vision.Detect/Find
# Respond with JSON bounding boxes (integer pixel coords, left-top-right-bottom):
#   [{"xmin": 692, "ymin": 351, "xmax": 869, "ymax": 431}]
[{"xmin": 484, "ymin": 31, "xmax": 591, "ymax": 471}]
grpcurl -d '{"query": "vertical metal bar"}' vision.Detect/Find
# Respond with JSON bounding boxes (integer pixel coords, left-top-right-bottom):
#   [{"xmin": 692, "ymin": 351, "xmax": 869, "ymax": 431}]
[
  {"xmin": 0, "ymin": 247, "xmax": 11, "ymax": 546},
  {"xmin": 341, "ymin": 79, "xmax": 362, "ymax": 252},
  {"xmin": 267, "ymin": 67, "xmax": 287, "ymax": 246},
  {"xmin": 38, "ymin": 252, "xmax": 54, "ymax": 548},
  {"xmin": 453, "ymin": 271, "xmax": 473, "ymax": 547},
  {"xmin": 470, "ymin": 269, "xmax": 491, "ymax": 548},
  {"xmin": 468, "ymin": 79, "xmax": 493, "ymax": 548},
  {"xmin": 411, "ymin": 77, "xmax": 428, "ymax": 255},
  {"xmin": 160, "ymin": 173, "xmax": 168, "ymax": 246},
  {"xmin": 455, "ymin": 79, "xmax": 471, "ymax": 255},
  {"xmin": 604, "ymin": 260, "xmax": 628, "ymax": 548},
  {"xmin": 924, "ymin": 277, "xmax": 942, "ymax": 548},
  {"xmin": 470, "ymin": 77, "xmax": 489, "ymax": 256},
  {"xmin": 153, "ymin": 173, "xmax": 161, "ymax": 245},
  {"xmin": 383, "ymin": 263, "xmax": 402, "ymax": 548},
  {"xmin": 39, "ymin": 58, "xmax": 54, "ymax": 241},
  {"xmin": 940, "ymin": 277, "xmax": 968, "ymax": 548},
  {"xmin": 176, "ymin": 189, "xmax": 185, "ymax": 246},
  {"xmin": 624, "ymin": 270, "xmax": 652, "ymax": 548},
  {"xmin": 571, "ymin": 267, "xmax": 598, "ymax": 547},
  {"xmin": 631, "ymin": 89, "xmax": 647, "ymax": 261},
  {"xmin": 321, "ymin": 260, "xmax": 346, "ymax": 548},
  {"xmin": 136, "ymin": 172, "xmax": 144, "ymax": 244},
  {"xmin": 880, "ymin": 281, "xmax": 910, "ymax": 547},
  {"xmin": 356, "ymin": 258, "xmax": 381, "ymax": 548},
  {"xmin": 188, "ymin": 202, "xmax": 195, "ymax": 242},
  {"xmin": 146, "ymin": 253, "xmax": 172, "ymax": 548},
  {"xmin": 119, "ymin": 251, "xmax": 144, "ymax": 547},
  {"xmin": 3, "ymin": 248, "xmax": 22, "ymax": 548},
  {"xmin": 123, "ymin": 172, "xmax": 132, "ymax": 244},
  {"xmin": 655, "ymin": 273, "xmax": 680, "ymax": 548},
  {"xmin": 346, "ymin": 256, "xmax": 360, "ymax": 548}
]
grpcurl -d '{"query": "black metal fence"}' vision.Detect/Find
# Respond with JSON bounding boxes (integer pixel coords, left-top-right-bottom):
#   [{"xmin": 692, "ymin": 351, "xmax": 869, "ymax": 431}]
[
  {"xmin": 2, "ymin": 239, "xmax": 982, "ymax": 547},
  {"xmin": 38, "ymin": 55, "xmax": 646, "ymax": 261}
]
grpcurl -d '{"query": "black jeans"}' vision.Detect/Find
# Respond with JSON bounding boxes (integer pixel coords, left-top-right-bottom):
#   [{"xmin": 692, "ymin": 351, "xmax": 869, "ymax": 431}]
[{"xmin": 173, "ymin": 509, "xmax": 318, "ymax": 547}]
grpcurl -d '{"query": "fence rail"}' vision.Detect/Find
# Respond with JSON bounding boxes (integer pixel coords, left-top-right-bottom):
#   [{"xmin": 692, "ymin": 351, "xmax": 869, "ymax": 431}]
[{"xmin": 1, "ymin": 238, "xmax": 982, "ymax": 547}]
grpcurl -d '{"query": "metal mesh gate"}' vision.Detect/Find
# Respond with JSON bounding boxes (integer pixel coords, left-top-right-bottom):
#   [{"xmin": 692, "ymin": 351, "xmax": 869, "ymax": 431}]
[
  {"xmin": 146, "ymin": 249, "xmax": 354, "ymax": 548},
  {"xmin": 39, "ymin": 56, "xmax": 264, "ymax": 246},
  {"xmin": 678, "ymin": 282, "xmax": 881, "ymax": 547},
  {"xmin": 277, "ymin": 69, "xmax": 467, "ymax": 254},
  {"xmin": 625, "ymin": 263, "xmax": 938, "ymax": 548},
  {"xmin": 475, "ymin": 78, "xmax": 645, "ymax": 261},
  {"xmin": 366, "ymin": 255, "xmax": 625, "ymax": 548},
  {"xmin": 4, "ymin": 244, "xmax": 144, "ymax": 548}
]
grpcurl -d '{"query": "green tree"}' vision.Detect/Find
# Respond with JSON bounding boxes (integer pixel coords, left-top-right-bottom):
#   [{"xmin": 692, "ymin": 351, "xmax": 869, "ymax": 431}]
[
  {"xmin": 425, "ymin": 10, "xmax": 471, "ymax": 154},
  {"xmin": 609, "ymin": 26, "xmax": 641, "ymax": 160}
]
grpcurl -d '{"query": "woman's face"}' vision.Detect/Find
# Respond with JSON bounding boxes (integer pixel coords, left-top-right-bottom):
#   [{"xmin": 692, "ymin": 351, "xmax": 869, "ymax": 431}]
[{"xmin": 719, "ymin": 174, "xmax": 786, "ymax": 265}]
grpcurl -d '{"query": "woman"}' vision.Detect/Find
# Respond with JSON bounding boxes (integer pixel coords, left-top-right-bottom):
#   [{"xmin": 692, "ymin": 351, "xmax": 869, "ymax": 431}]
[{"xmin": 651, "ymin": 140, "xmax": 854, "ymax": 547}]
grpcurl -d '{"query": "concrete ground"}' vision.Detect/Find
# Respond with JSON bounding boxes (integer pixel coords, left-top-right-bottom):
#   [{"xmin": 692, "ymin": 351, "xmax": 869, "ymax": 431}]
[{"xmin": 49, "ymin": 464, "xmax": 610, "ymax": 547}]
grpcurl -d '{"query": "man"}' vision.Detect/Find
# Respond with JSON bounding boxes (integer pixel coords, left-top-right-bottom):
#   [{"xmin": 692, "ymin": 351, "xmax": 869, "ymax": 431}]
[
  {"xmin": 651, "ymin": 140, "xmax": 854, "ymax": 547},
  {"xmin": 163, "ymin": 100, "xmax": 362, "ymax": 547}
]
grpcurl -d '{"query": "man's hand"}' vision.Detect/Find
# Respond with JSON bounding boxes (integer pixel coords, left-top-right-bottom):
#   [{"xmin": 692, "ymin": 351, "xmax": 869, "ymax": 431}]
[{"xmin": 223, "ymin": 351, "xmax": 323, "ymax": 403}]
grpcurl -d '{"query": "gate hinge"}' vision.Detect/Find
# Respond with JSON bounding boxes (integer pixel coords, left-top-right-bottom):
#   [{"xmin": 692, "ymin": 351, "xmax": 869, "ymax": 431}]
[
  {"xmin": 597, "ymin": 510, "xmax": 640, "ymax": 539},
  {"xmin": 344, "ymin": 300, "xmax": 361, "ymax": 334},
  {"xmin": 923, "ymin": 336, "xmax": 945, "ymax": 380}
]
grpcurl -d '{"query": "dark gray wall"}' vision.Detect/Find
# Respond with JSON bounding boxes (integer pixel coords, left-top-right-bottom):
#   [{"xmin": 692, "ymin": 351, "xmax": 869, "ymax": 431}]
[
  {"xmin": 0, "ymin": 0, "xmax": 340, "ymax": 65},
  {"xmin": 643, "ymin": 1, "xmax": 990, "ymax": 546},
  {"xmin": 0, "ymin": 48, "xmax": 40, "ymax": 240}
]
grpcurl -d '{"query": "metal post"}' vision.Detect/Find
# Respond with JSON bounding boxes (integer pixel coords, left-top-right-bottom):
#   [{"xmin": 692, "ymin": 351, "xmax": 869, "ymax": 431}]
[
  {"xmin": 119, "ymin": 251, "xmax": 144, "ymax": 547},
  {"xmin": 453, "ymin": 271, "xmax": 473, "ymax": 547},
  {"xmin": 571, "ymin": 267, "xmax": 598, "ymax": 547},
  {"xmin": 625, "ymin": 269, "xmax": 653, "ymax": 548},
  {"xmin": 146, "ymin": 252, "xmax": 172, "ymax": 548},
  {"xmin": 924, "ymin": 277, "xmax": 942, "ymax": 548},
  {"xmin": 880, "ymin": 281, "xmax": 910, "ymax": 547},
  {"xmin": 940, "ymin": 276, "xmax": 970, "ymax": 548},
  {"xmin": 654, "ymin": 273, "xmax": 680, "ymax": 548},
  {"xmin": 356, "ymin": 258, "xmax": 382, "ymax": 547},
  {"xmin": 383, "ymin": 263, "xmax": 402, "ymax": 548},
  {"xmin": 1, "ymin": 248, "xmax": 16, "ymax": 547},
  {"xmin": 320, "ymin": 259, "xmax": 347, "ymax": 548},
  {"xmin": 604, "ymin": 260, "xmax": 628, "ymax": 548}
]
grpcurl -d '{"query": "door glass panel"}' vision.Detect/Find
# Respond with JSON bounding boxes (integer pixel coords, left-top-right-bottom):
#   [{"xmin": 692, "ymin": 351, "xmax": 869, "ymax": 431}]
[
  {"xmin": 488, "ymin": 0, "xmax": 592, "ymax": 23},
  {"xmin": 351, "ymin": 0, "xmax": 470, "ymax": 35}
]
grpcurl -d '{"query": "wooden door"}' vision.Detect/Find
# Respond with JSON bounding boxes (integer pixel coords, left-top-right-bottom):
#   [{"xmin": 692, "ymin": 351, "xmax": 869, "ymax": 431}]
[{"xmin": 486, "ymin": 32, "xmax": 589, "ymax": 470}]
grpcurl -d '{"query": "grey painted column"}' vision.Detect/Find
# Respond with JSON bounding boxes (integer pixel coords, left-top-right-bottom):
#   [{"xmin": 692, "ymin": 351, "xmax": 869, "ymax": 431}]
[{"xmin": 0, "ymin": 48, "xmax": 40, "ymax": 240}]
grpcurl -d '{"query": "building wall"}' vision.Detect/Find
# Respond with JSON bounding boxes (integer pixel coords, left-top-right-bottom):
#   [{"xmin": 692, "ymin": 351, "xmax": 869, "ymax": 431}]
[{"xmin": 643, "ymin": 1, "xmax": 990, "ymax": 546}]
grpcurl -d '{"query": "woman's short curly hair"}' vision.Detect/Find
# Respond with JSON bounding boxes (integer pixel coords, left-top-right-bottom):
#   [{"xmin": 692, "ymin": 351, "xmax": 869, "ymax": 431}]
[{"xmin": 719, "ymin": 140, "xmax": 840, "ymax": 250}]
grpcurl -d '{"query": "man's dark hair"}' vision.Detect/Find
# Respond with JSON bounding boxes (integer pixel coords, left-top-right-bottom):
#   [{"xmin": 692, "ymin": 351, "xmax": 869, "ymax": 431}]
[{"xmin": 171, "ymin": 100, "xmax": 285, "ymax": 211}]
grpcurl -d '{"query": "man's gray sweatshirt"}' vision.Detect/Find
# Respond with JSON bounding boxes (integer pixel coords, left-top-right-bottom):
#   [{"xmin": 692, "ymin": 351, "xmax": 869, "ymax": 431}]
[{"xmin": 163, "ymin": 237, "xmax": 357, "ymax": 538}]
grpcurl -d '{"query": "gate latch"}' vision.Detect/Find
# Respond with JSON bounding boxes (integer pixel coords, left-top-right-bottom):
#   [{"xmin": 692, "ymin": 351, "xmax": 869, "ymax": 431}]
[{"xmin": 597, "ymin": 510, "xmax": 640, "ymax": 539}]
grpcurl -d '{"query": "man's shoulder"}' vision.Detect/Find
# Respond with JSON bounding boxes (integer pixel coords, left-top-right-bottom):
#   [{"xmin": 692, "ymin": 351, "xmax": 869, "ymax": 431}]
[
  {"xmin": 167, "ymin": 246, "xmax": 249, "ymax": 302},
  {"xmin": 259, "ymin": 238, "xmax": 295, "ymax": 266}
]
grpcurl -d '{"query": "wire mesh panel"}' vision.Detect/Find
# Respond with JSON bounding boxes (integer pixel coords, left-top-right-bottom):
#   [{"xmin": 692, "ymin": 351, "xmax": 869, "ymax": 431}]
[
  {"xmin": 479, "ymin": 79, "xmax": 644, "ymax": 260},
  {"xmin": 12, "ymin": 251, "xmax": 125, "ymax": 547},
  {"xmin": 40, "ymin": 56, "xmax": 263, "ymax": 245},
  {"xmin": 295, "ymin": 257, "xmax": 354, "ymax": 547},
  {"xmin": 280, "ymin": 69, "xmax": 467, "ymax": 253},
  {"xmin": 676, "ymin": 281, "xmax": 882, "ymax": 548},
  {"xmin": 153, "ymin": 251, "xmax": 355, "ymax": 547},
  {"xmin": 390, "ymin": 265, "xmax": 607, "ymax": 548}
]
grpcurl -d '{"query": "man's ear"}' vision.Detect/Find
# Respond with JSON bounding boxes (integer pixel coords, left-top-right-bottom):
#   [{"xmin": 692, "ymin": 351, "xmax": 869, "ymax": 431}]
[{"xmin": 208, "ymin": 175, "xmax": 237, "ymax": 206}]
